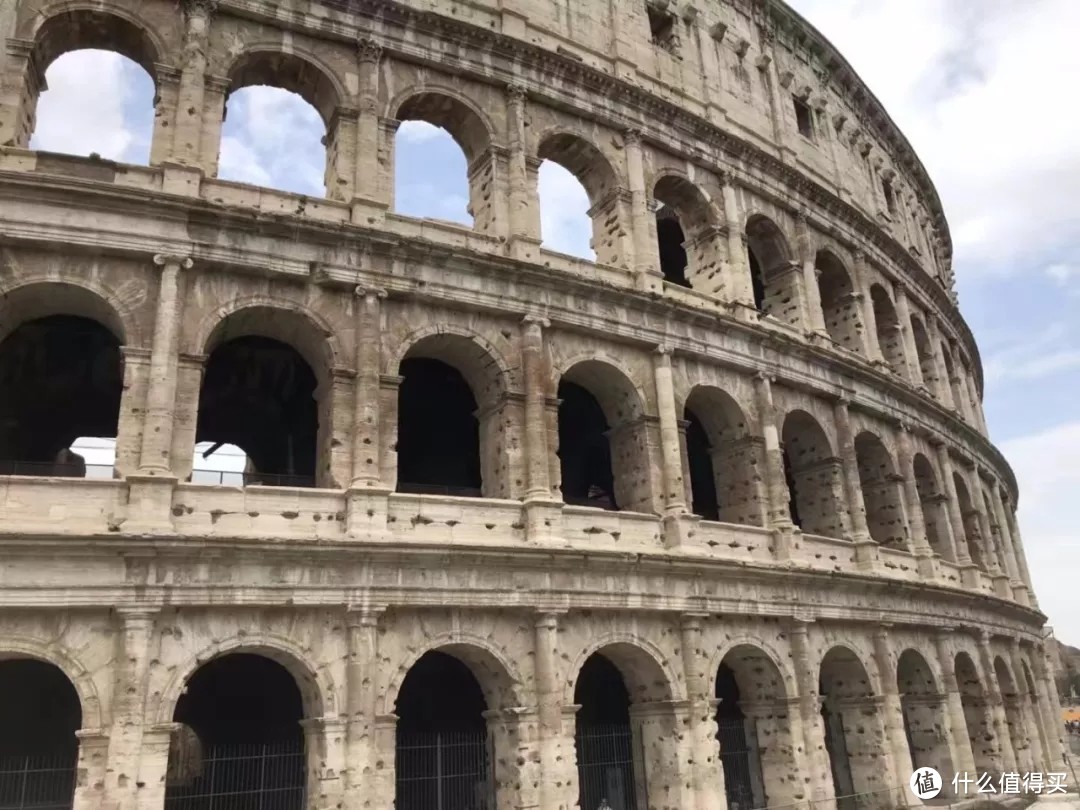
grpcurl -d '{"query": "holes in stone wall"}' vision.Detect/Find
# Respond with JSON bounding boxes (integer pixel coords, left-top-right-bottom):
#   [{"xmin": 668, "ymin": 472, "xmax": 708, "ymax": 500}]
[
  {"xmin": 746, "ymin": 215, "xmax": 798, "ymax": 325},
  {"xmin": 816, "ymin": 251, "xmax": 862, "ymax": 353},
  {"xmin": 896, "ymin": 650, "xmax": 953, "ymax": 775},
  {"xmin": 854, "ymin": 432, "xmax": 906, "ymax": 549},
  {"xmin": 869, "ymin": 285, "xmax": 905, "ymax": 374},
  {"xmin": 781, "ymin": 411, "xmax": 843, "ymax": 538}
]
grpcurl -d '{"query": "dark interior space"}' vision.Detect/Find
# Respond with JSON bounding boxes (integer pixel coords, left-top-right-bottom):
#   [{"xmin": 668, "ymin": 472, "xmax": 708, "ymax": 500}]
[
  {"xmin": 558, "ymin": 381, "xmax": 617, "ymax": 510},
  {"xmin": 715, "ymin": 663, "xmax": 755, "ymax": 810},
  {"xmin": 196, "ymin": 336, "xmax": 317, "ymax": 486},
  {"xmin": 0, "ymin": 316, "xmax": 121, "ymax": 474},
  {"xmin": 782, "ymin": 448, "xmax": 801, "ymax": 527},
  {"xmin": 686, "ymin": 409, "xmax": 719, "ymax": 520},
  {"xmin": 575, "ymin": 654, "xmax": 636, "ymax": 810},
  {"xmin": 656, "ymin": 207, "xmax": 690, "ymax": 288},
  {"xmin": 397, "ymin": 357, "xmax": 482, "ymax": 496},
  {"xmin": 166, "ymin": 654, "xmax": 305, "ymax": 810},
  {"xmin": 395, "ymin": 652, "xmax": 490, "ymax": 810},
  {"xmin": 748, "ymin": 249, "xmax": 767, "ymax": 313}
]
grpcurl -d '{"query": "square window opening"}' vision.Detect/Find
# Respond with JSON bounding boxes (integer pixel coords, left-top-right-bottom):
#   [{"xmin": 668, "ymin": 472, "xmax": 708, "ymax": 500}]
[
  {"xmin": 793, "ymin": 97, "xmax": 814, "ymax": 140},
  {"xmin": 647, "ymin": 4, "xmax": 678, "ymax": 50},
  {"xmin": 883, "ymin": 179, "xmax": 897, "ymax": 214}
]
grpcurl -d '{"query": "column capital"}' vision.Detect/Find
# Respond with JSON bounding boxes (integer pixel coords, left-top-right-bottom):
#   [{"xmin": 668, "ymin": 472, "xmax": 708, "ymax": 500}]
[
  {"xmin": 522, "ymin": 313, "xmax": 550, "ymax": 329},
  {"xmin": 153, "ymin": 253, "xmax": 193, "ymax": 270},
  {"xmin": 182, "ymin": 0, "xmax": 219, "ymax": 20},
  {"xmin": 506, "ymin": 82, "xmax": 527, "ymax": 103},
  {"xmin": 623, "ymin": 127, "xmax": 643, "ymax": 146},
  {"xmin": 356, "ymin": 38, "xmax": 383, "ymax": 64},
  {"xmin": 354, "ymin": 285, "xmax": 388, "ymax": 300},
  {"xmin": 534, "ymin": 610, "xmax": 566, "ymax": 629},
  {"xmin": 345, "ymin": 604, "xmax": 385, "ymax": 628},
  {"xmin": 654, "ymin": 343, "xmax": 673, "ymax": 359}
]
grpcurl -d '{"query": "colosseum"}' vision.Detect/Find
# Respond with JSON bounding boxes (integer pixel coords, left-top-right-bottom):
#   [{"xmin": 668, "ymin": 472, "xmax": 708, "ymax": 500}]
[{"xmin": 0, "ymin": 0, "xmax": 1070, "ymax": 808}]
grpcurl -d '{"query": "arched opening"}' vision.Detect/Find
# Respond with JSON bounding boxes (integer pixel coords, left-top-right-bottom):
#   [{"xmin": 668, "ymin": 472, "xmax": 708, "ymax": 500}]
[
  {"xmin": 853, "ymin": 432, "xmax": 907, "ymax": 549},
  {"xmin": 190, "ymin": 441, "xmax": 249, "ymax": 486},
  {"xmin": 994, "ymin": 657, "xmax": 1030, "ymax": 774},
  {"xmin": 537, "ymin": 160, "xmax": 593, "ymax": 259},
  {"xmin": 165, "ymin": 653, "xmax": 306, "ymax": 809},
  {"xmin": 910, "ymin": 316, "xmax": 937, "ymax": 393},
  {"xmin": 0, "ymin": 659, "xmax": 81, "ymax": 808},
  {"xmin": 538, "ymin": 134, "xmax": 620, "ymax": 266},
  {"xmin": 913, "ymin": 454, "xmax": 949, "ymax": 559},
  {"xmin": 394, "ymin": 651, "xmax": 494, "ymax": 810},
  {"xmin": 940, "ymin": 344, "xmax": 962, "ymax": 410},
  {"xmin": 816, "ymin": 252, "xmax": 863, "ymax": 354},
  {"xmin": 952, "ymin": 475, "xmax": 986, "ymax": 570},
  {"xmin": 781, "ymin": 411, "xmax": 844, "ymax": 538},
  {"xmin": 954, "ymin": 652, "xmax": 1001, "ymax": 780},
  {"xmin": 684, "ymin": 387, "xmax": 763, "ymax": 526},
  {"xmin": 573, "ymin": 645, "xmax": 674, "ymax": 810},
  {"xmin": 819, "ymin": 647, "xmax": 888, "ymax": 809},
  {"xmin": 557, "ymin": 362, "xmax": 651, "ymax": 513},
  {"xmin": 869, "ymin": 285, "xmax": 904, "ymax": 374},
  {"xmin": 714, "ymin": 646, "xmax": 796, "ymax": 809},
  {"xmin": 196, "ymin": 309, "xmax": 329, "ymax": 487},
  {"xmin": 1020, "ymin": 660, "xmax": 1050, "ymax": 771},
  {"xmin": 19, "ymin": 11, "xmax": 157, "ymax": 159},
  {"xmin": 896, "ymin": 650, "xmax": 954, "ymax": 780},
  {"xmin": 394, "ymin": 92, "xmax": 490, "ymax": 228},
  {"xmin": 981, "ymin": 490, "xmax": 1007, "ymax": 573},
  {"xmin": 745, "ymin": 216, "xmax": 797, "ymax": 324},
  {"xmin": 0, "ymin": 314, "xmax": 122, "ymax": 476},
  {"xmin": 220, "ymin": 52, "xmax": 341, "ymax": 197},
  {"xmin": 653, "ymin": 176, "xmax": 720, "ymax": 290}
]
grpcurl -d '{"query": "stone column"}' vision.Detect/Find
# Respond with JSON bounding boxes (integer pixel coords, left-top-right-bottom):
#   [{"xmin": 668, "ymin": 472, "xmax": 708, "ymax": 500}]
[
  {"xmin": 196, "ymin": 75, "xmax": 229, "ymax": 182},
  {"xmin": 932, "ymin": 632, "xmax": 977, "ymax": 779},
  {"xmin": 964, "ymin": 372, "xmax": 988, "ymax": 435},
  {"xmin": 625, "ymin": 129, "xmax": 660, "ymax": 290},
  {"xmin": 351, "ymin": 288, "xmax": 385, "ymax": 488},
  {"xmin": 326, "ymin": 106, "xmax": 358, "ymax": 202},
  {"xmin": 989, "ymin": 485, "xmax": 1028, "ymax": 604},
  {"xmin": 934, "ymin": 441, "xmax": 977, "ymax": 580},
  {"xmin": 872, "ymin": 628, "xmax": 917, "ymax": 795},
  {"xmin": 108, "ymin": 609, "xmax": 158, "ymax": 810},
  {"xmin": 1009, "ymin": 639, "xmax": 1046, "ymax": 772},
  {"xmin": 788, "ymin": 620, "xmax": 835, "ymax": 809},
  {"xmin": 507, "ymin": 84, "xmax": 541, "ymax": 260},
  {"xmin": 721, "ymin": 175, "xmax": 755, "ymax": 312},
  {"xmin": 753, "ymin": 373, "xmax": 795, "ymax": 559},
  {"xmin": 522, "ymin": 316, "xmax": 552, "ymax": 500},
  {"xmin": 138, "ymin": 254, "xmax": 192, "ymax": 474},
  {"xmin": 72, "ymin": 729, "xmax": 110, "ymax": 810},
  {"xmin": 654, "ymin": 347, "xmax": 687, "ymax": 516},
  {"xmin": 171, "ymin": 0, "xmax": 217, "ymax": 168},
  {"xmin": 976, "ymin": 631, "xmax": 1017, "ymax": 772},
  {"xmin": 833, "ymin": 398, "xmax": 876, "ymax": 568},
  {"xmin": 892, "ymin": 286, "xmax": 923, "ymax": 385},
  {"xmin": 1031, "ymin": 644, "xmax": 1068, "ymax": 773},
  {"xmin": 1002, "ymin": 500, "xmax": 1038, "ymax": 608},
  {"xmin": 168, "ymin": 353, "xmax": 206, "ymax": 482},
  {"xmin": 352, "ymin": 39, "xmax": 384, "ymax": 213},
  {"xmin": 534, "ymin": 612, "xmax": 576, "ymax": 810},
  {"xmin": 135, "ymin": 723, "xmax": 176, "ymax": 810},
  {"xmin": 680, "ymin": 615, "xmax": 722, "ymax": 810},
  {"xmin": 0, "ymin": 38, "xmax": 41, "ymax": 149},
  {"xmin": 301, "ymin": 716, "xmax": 346, "ymax": 810},
  {"xmin": 852, "ymin": 250, "xmax": 881, "ymax": 362},
  {"xmin": 972, "ymin": 482, "xmax": 1010, "ymax": 598},
  {"xmin": 896, "ymin": 425, "xmax": 935, "ymax": 577},
  {"xmin": 343, "ymin": 607, "xmax": 381, "ymax": 807},
  {"xmin": 795, "ymin": 212, "xmax": 826, "ymax": 336},
  {"xmin": 115, "ymin": 347, "xmax": 151, "ymax": 478},
  {"xmin": 924, "ymin": 319, "xmax": 955, "ymax": 409}
]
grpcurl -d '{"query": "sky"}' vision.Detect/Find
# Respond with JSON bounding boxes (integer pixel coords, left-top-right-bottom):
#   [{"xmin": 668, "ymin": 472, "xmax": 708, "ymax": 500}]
[{"xmin": 28, "ymin": 0, "xmax": 1078, "ymax": 644}]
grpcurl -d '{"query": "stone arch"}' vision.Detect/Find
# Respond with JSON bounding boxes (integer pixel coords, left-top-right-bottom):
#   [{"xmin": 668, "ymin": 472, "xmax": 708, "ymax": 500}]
[
  {"xmin": 896, "ymin": 649, "xmax": 953, "ymax": 774},
  {"xmin": 0, "ymin": 637, "xmax": 104, "ymax": 729},
  {"xmin": 25, "ymin": 3, "xmax": 163, "ymax": 75},
  {"xmin": 994, "ymin": 655, "xmax": 1030, "ymax": 771},
  {"xmin": 708, "ymin": 636, "xmax": 797, "ymax": 700},
  {"xmin": 818, "ymin": 643, "xmax": 879, "ymax": 698},
  {"xmin": 0, "ymin": 277, "xmax": 134, "ymax": 346},
  {"xmin": 537, "ymin": 129, "xmax": 624, "ymax": 267},
  {"xmin": 383, "ymin": 634, "xmax": 525, "ymax": 716},
  {"xmin": 854, "ymin": 431, "xmax": 907, "ymax": 548},
  {"xmin": 913, "ymin": 453, "xmax": 949, "ymax": 558},
  {"xmin": 745, "ymin": 213, "xmax": 798, "ymax": 324},
  {"xmin": 954, "ymin": 650, "xmax": 1000, "ymax": 777},
  {"xmin": 816, "ymin": 250, "xmax": 863, "ymax": 353},
  {"xmin": 225, "ymin": 47, "xmax": 344, "ymax": 127},
  {"xmin": 390, "ymin": 86, "xmax": 496, "ymax": 167},
  {"xmin": 652, "ymin": 172, "xmax": 722, "ymax": 290},
  {"xmin": 388, "ymin": 325, "xmax": 515, "ymax": 406},
  {"xmin": 566, "ymin": 636, "xmax": 680, "ymax": 705},
  {"xmin": 781, "ymin": 409, "xmax": 845, "ymax": 537},
  {"xmin": 869, "ymin": 284, "xmax": 904, "ymax": 373},
  {"xmin": 952, "ymin": 473, "xmax": 986, "ymax": 570},
  {"xmin": 152, "ymin": 635, "xmax": 333, "ymax": 726},
  {"xmin": 683, "ymin": 385, "xmax": 763, "ymax": 525}
]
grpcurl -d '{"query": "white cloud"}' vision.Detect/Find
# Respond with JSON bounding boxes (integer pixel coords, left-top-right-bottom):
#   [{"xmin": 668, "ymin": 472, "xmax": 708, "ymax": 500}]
[
  {"xmin": 789, "ymin": 0, "xmax": 1080, "ymax": 276},
  {"xmin": 398, "ymin": 120, "xmax": 445, "ymax": 145},
  {"xmin": 217, "ymin": 135, "xmax": 273, "ymax": 187},
  {"xmin": 538, "ymin": 159, "xmax": 593, "ymax": 260},
  {"xmin": 983, "ymin": 321, "xmax": 1080, "ymax": 384},
  {"xmin": 1001, "ymin": 422, "xmax": 1080, "ymax": 646}
]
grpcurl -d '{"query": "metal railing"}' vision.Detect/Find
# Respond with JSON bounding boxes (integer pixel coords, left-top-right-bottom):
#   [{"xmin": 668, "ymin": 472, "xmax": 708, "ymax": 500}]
[
  {"xmin": 396, "ymin": 483, "xmax": 483, "ymax": 498},
  {"xmin": 0, "ymin": 461, "xmax": 314, "ymax": 488},
  {"xmin": 395, "ymin": 730, "xmax": 493, "ymax": 810},
  {"xmin": 575, "ymin": 723, "xmax": 637, "ymax": 810},
  {"xmin": 0, "ymin": 750, "xmax": 77, "ymax": 810},
  {"xmin": 723, "ymin": 782, "xmax": 1047, "ymax": 810},
  {"xmin": 162, "ymin": 740, "xmax": 305, "ymax": 810},
  {"xmin": 187, "ymin": 470, "xmax": 315, "ymax": 488}
]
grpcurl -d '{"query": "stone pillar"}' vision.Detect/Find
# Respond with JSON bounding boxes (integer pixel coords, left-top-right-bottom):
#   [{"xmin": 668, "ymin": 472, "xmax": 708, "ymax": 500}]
[
  {"xmin": 352, "ymin": 39, "xmax": 385, "ymax": 212},
  {"xmin": 976, "ymin": 631, "xmax": 1017, "ymax": 773},
  {"xmin": 135, "ymin": 723, "xmax": 176, "ymax": 810},
  {"xmin": 1031, "ymin": 643, "xmax": 1068, "ymax": 774},
  {"xmin": 371, "ymin": 714, "xmax": 398, "ymax": 810},
  {"xmin": 0, "ymin": 38, "xmax": 40, "ymax": 149},
  {"xmin": 351, "ymin": 288, "xmax": 385, "ymax": 488},
  {"xmin": 654, "ymin": 348, "xmax": 687, "ymax": 516},
  {"xmin": 196, "ymin": 75, "xmax": 229, "ymax": 182},
  {"xmin": 72, "ymin": 729, "xmax": 110, "ymax": 810},
  {"xmin": 892, "ymin": 286, "xmax": 923, "ymax": 385},
  {"xmin": 721, "ymin": 176, "xmax": 755, "ymax": 312},
  {"xmin": 852, "ymin": 250, "xmax": 881, "ymax": 362},
  {"xmin": 833, "ymin": 398, "xmax": 876, "ymax": 567},
  {"xmin": 507, "ymin": 84, "xmax": 541, "ymax": 260},
  {"xmin": 168, "ymin": 353, "xmax": 206, "ymax": 482},
  {"xmin": 344, "ymin": 607, "xmax": 381, "ymax": 807},
  {"xmin": 925, "ymin": 319, "xmax": 955, "ymax": 409},
  {"xmin": 625, "ymin": 129, "xmax": 660, "ymax": 290},
  {"xmin": 172, "ymin": 0, "xmax": 217, "ymax": 168},
  {"xmin": 932, "ymin": 632, "xmax": 977, "ymax": 779},
  {"xmin": 1002, "ymin": 500, "xmax": 1038, "ymax": 608},
  {"xmin": 149, "ymin": 66, "xmax": 181, "ymax": 167},
  {"xmin": 872, "ymin": 628, "xmax": 917, "ymax": 796},
  {"xmin": 522, "ymin": 316, "xmax": 553, "ymax": 499},
  {"xmin": 115, "ymin": 347, "xmax": 151, "ymax": 478},
  {"xmin": 485, "ymin": 706, "xmax": 541, "ymax": 810},
  {"xmin": 964, "ymin": 371, "xmax": 988, "ymax": 435},
  {"xmin": 138, "ymin": 254, "xmax": 191, "ymax": 474},
  {"xmin": 1009, "ymin": 639, "xmax": 1046, "ymax": 772},
  {"xmin": 896, "ymin": 426, "xmax": 935, "ymax": 577},
  {"xmin": 989, "ymin": 485, "xmax": 1028, "ymax": 604},
  {"xmin": 788, "ymin": 620, "xmax": 835, "ymax": 809},
  {"xmin": 301, "ymin": 716, "xmax": 346, "ymax": 810},
  {"xmin": 934, "ymin": 441, "xmax": 977, "ymax": 581},
  {"xmin": 680, "ymin": 615, "xmax": 722, "ymax": 810},
  {"xmin": 107, "ymin": 609, "xmax": 157, "ymax": 810},
  {"xmin": 973, "ymin": 483, "xmax": 1011, "ymax": 597},
  {"xmin": 534, "ymin": 612, "xmax": 576, "ymax": 810},
  {"xmin": 795, "ymin": 212, "xmax": 826, "ymax": 336},
  {"xmin": 753, "ymin": 373, "xmax": 795, "ymax": 559},
  {"xmin": 326, "ymin": 106, "xmax": 358, "ymax": 202}
]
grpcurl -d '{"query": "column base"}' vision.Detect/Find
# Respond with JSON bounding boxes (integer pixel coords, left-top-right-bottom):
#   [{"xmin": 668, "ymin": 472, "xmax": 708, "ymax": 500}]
[
  {"xmin": 958, "ymin": 563, "xmax": 982, "ymax": 589},
  {"xmin": 661, "ymin": 511, "xmax": 700, "ymax": 550},
  {"xmin": 852, "ymin": 536, "xmax": 880, "ymax": 570},
  {"xmin": 345, "ymin": 486, "xmax": 393, "ymax": 541},
  {"xmin": 350, "ymin": 196, "xmax": 389, "ymax": 226},
  {"xmin": 122, "ymin": 475, "xmax": 178, "ymax": 535},
  {"xmin": 771, "ymin": 522, "xmax": 798, "ymax": 562},
  {"xmin": 506, "ymin": 234, "xmax": 542, "ymax": 263},
  {"xmin": 915, "ymin": 550, "xmax": 938, "ymax": 579},
  {"xmin": 992, "ymin": 573, "xmax": 1014, "ymax": 600},
  {"xmin": 522, "ymin": 497, "xmax": 565, "ymax": 545},
  {"xmin": 635, "ymin": 271, "xmax": 665, "ymax": 294},
  {"xmin": 160, "ymin": 161, "xmax": 203, "ymax": 196}
]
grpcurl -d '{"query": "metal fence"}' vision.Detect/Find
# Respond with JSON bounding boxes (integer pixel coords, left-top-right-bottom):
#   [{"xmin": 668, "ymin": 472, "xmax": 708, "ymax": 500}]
[
  {"xmin": 187, "ymin": 470, "xmax": 315, "ymax": 488},
  {"xmin": 0, "ymin": 750, "xmax": 77, "ymax": 810},
  {"xmin": 395, "ymin": 730, "xmax": 493, "ymax": 810},
  {"xmin": 162, "ymin": 741, "xmax": 305, "ymax": 810},
  {"xmin": 575, "ymin": 724, "xmax": 638, "ymax": 810},
  {"xmin": 717, "ymin": 717, "xmax": 761, "ymax": 810}
]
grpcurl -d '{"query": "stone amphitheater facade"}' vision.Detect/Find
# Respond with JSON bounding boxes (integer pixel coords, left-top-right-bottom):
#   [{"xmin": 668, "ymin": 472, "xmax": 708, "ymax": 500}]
[{"xmin": 0, "ymin": 0, "xmax": 1070, "ymax": 809}]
